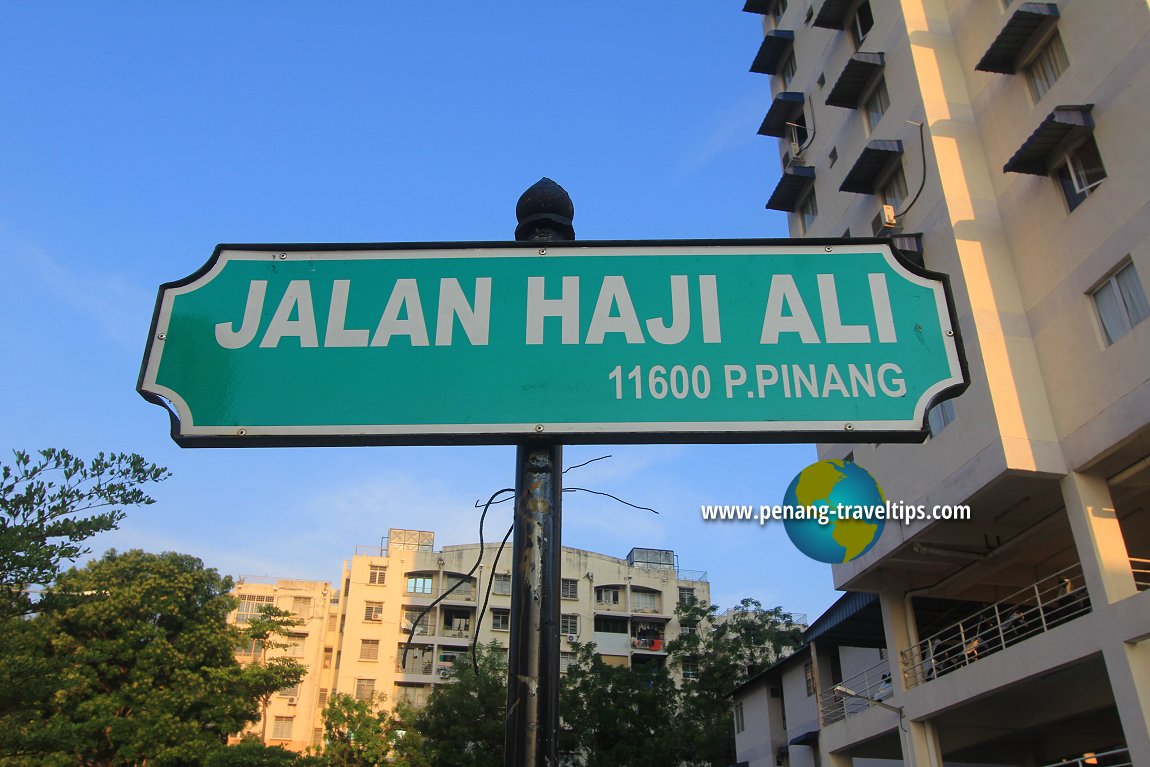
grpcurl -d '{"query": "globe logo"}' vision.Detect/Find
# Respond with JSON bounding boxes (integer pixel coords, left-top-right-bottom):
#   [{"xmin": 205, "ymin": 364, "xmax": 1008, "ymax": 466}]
[{"xmin": 782, "ymin": 460, "xmax": 886, "ymax": 564}]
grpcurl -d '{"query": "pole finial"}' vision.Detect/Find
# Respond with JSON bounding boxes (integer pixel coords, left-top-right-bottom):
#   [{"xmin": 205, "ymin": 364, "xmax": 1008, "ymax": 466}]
[{"xmin": 515, "ymin": 178, "xmax": 575, "ymax": 241}]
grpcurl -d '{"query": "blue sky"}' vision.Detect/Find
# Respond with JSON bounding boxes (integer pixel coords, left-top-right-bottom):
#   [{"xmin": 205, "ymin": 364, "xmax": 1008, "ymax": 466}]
[{"xmin": 0, "ymin": 2, "xmax": 841, "ymax": 618}]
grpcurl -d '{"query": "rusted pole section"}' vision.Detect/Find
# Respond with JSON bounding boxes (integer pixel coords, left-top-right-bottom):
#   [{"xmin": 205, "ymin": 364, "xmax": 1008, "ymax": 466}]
[{"xmin": 506, "ymin": 178, "xmax": 573, "ymax": 767}]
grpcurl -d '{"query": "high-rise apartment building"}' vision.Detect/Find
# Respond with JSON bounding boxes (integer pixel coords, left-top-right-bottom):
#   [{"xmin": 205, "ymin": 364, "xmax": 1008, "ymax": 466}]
[
  {"xmin": 742, "ymin": 0, "xmax": 1150, "ymax": 765},
  {"xmin": 229, "ymin": 530, "xmax": 710, "ymax": 753}
]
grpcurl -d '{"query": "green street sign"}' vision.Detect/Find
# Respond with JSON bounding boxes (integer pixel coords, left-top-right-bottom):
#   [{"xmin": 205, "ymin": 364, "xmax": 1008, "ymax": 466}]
[{"xmin": 138, "ymin": 240, "xmax": 967, "ymax": 446}]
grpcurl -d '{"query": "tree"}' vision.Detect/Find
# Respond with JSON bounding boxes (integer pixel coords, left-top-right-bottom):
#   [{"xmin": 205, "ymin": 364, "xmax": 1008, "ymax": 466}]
[
  {"xmin": 666, "ymin": 597, "xmax": 804, "ymax": 766},
  {"xmin": 414, "ymin": 642, "xmax": 506, "ymax": 767},
  {"xmin": 239, "ymin": 605, "xmax": 307, "ymax": 743},
  {"xmin": 560, "ymin": 643, "xmax": 683, "ymax": 767},
  {"xmin": 0, "ymin": 549, "xmax": 306, "ymax": 767},
  {"xmin": 0, "ymin": 448, "xmax": 168, "ymax": 620},
  {"xmin": 204, "ymin": 735, "xmax": 322, "ymax": 767}
]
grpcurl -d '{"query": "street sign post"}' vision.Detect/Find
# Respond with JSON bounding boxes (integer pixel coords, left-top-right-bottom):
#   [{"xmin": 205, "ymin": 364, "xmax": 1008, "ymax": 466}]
[{"xmin": 138, "ymin": 239, "xmax": 965, "ymax": 446}]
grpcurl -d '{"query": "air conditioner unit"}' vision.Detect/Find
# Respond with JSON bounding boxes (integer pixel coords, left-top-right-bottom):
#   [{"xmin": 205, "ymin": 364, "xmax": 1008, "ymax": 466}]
[
  {"xmin": 438, "ymin": 668, "xmax": 451, "ymax": 678},
  {"xmin": 566, "ymin": 634, "xmax": 578, "ymax": 643},
  {"xmin": 871, "ymin": 204, "xmax": 901, "ymax": 236},
  {"xmin": 287, "ymin": 698, "xmax": 297, "ymax": 706}
]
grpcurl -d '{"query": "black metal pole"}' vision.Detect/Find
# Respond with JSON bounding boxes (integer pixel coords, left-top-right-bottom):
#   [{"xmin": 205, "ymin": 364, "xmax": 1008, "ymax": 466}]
[{"xmin": 506, "ymin": 178, "xmax": 574, "ymax": 767}]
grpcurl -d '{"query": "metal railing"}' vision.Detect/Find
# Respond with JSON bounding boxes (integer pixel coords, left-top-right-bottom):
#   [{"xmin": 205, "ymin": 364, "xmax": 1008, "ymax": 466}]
[
  {"xmin": 395, "ymin": 659, "xmax": 434, "ymax": 675},
  {"xmin": 440, "ymin": 626, "xmax": 471, "ymax": 639},
  {"xmin": 1040, "ymin": 747, "xmax": 1131, "ymax": 766},
  {"xmin": 819, "ymin": 659, "xmax": 893, "ymax": 725},
  {"xmin": 901, "ymin": 563, "xmax": 1092, "ymax": 689},
  {"xmin": 1131, "ymin": 558, "xmax": 1150, "ymax": 591},
  {"xmin": 676, "ymin": 569, "xmax": 709, "ymax": 582}
]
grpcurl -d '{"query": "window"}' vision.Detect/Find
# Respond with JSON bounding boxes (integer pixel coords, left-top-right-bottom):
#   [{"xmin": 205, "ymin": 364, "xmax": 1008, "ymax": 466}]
[
  {"xmin": 928, "ymin": 399, "xmax": 956, "ymax": 436},
  {"xmin": 271, "ymin": 716, "xmax": 293, "ymax": 740},
  {"xmin": 1093, "ymin": 262, "xmax": 1150, "ymax": 344},
  {"xmin": 734, "ymin": 701, "xmax": 745, "ymax": 733},
  {"xmin": 237, "ymin": 639, "xmax": 262, "ymax": 657},
  {"xmin": 278, "ymin": 684, "xmax": 300, "ymax": 698},
  {"xmin": 354, "ymin": 678, "xmax": 375, "ymax": 701},
  {"xmin": 828, "ymin": 146, "xmax": 838, "ymax": 168},
  {"xmin": 595, "ymin": 615, "xmax": 629, "ymax": 633},
  {"xmin": 770, "ymin": 0, "xmax": 787, "ymax": 27},
  {"xmin": 492, "ymin": 608, "xmax": 511, "ymax": 631},
  {"xmin": 682, "ymin": 659, "xmax": 699, "ymax": 680},
  {"xmin": 236, "ymin": 594, "xmax": 274, "ymax": 624},
  {"xmin": 1055, "ymin": 136, "xmax": 1107, "ymax": 212},
  {"xmin": 1025, "ymin": 31, "xmax": 1068, "ymax": 102},
  {"xmin": 493, "ymin": 573, "xmax": 512, "ymax": 596},
  {"xmin": 403, "ymin": 609, "xmax": 430, "ymax": 634},
  {"xmin": 312, "ymin": 728, "xmax": 324, "ymax": 748},
  {"xmin": 369, "ymin": 565, "xmax": 386, "ymax": 585},
  {"xmin": 817, "ymin": 72, "xmax": 826, "ymax": 90},
  {"xmin": 595, "ymin": 586, "xmax": 621, "ymax": 606},
  {"xmin": 677, "ymin": 587, "xmax": 695, "ymax": 606},
  {"xmin": 284, "ymin": 633, "xmax": 306, "ymax": 658},
  {"xmin": 863, "ymin": 77, "xmax": 890, "ymax": 133},
  {"xmin": 319, "ymin": 688, "xmax": 329, "ymax": 708},
  {"xmin": 850, "ymin": 0, "xmax": 874, "ymax": 48},
  {"xmin": 360, "ymin": 639, "xmax": 380, "ymax": 661},
  {"xmin": 788, "ymin": 111, "xmax": 809, "ymax": 148},
  {"xmin": 291, "ymin": 596, "xmax": 311, "ymax": 616},
  {"xmin": 803, "ymin": 661, "xmax": 816, "ymax": 696},
  {"xmin": 560, "ymin": 651, "xmax": 577, "ymax": 674},
  {"xmin": 560, "ymin": 614, "xmax": 579, "ymax": 635},
  {"xmin": 680, "ymin": 625, "xmax": 698, "ymax": 638},
  {"xmin": 780, "ymin": 54, "xmax": 797, "ymax": 89},
  {"xmin": 323, "ymin": 647, "xmax": 333, "ymax": 669},
  {"xmin": 406, "ymin": 576, "xmax": 433, "ymax": 594},
  {"xmin": 880, "ymin": 165, "xmax": 908, "ymax": 211},
  {"xmin": 364, "ymin": 601, "xmax": 384, "ymax": 622},
  {"xmin": 561, "ymin": 578, "xmax": 579, "ymax": 600},
  {"xmin": 631, "ymin": 590, "xmax": 658, "ymax": 612},
  {"xmin": 798, "ymin": 191, "xmax": 818, "ymax": 234},
  {"xmin": 327, "ymin": 614, "xmax": 337, "ymax": 632}
]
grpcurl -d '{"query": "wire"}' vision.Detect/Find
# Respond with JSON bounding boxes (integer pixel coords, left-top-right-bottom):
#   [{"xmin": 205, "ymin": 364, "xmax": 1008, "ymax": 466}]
[
  {"xmin": 896, "ymin": 119, "xmax": 927, "ymax": 218},
  {"xmin": 472, "ymin": 522, "xmax": 514, "ymax": 675},
  {"xmin": 400, "ymin": 487, "xmax": 513, "ymax": 671},
  {"xmin": 563, "ymin": 486, "xmax": 659, "ymax": 514},
  {"xmin": 563, "ymin": 454, "xmax": 611, "ymax": 473}
]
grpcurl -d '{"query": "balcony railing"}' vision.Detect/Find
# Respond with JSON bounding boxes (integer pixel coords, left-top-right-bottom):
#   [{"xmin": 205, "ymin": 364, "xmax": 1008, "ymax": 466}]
[
  {"xmin": 1131, "ymin": 558, "xmax": 1150, "ymax": 591},
  {"xmin": 631, "ymin": 636, "xmax": 666, "ymax": 651},
  {"xmin": 819, "ymin": 659, "xmax": 893, "ymax": 725},
  {"xmin": 395, "ymin": 659, "xmax": 434, "ymax": 675},
  {"xmin": 1040, "ymin": 747, "xmax": 1131, "ymax": 767},
  {"xmin": 440, "ymin": 626, "xmax": 471, "ymax": 639},
  {"xmin": 901, "ymin": 563, "xmax": 1092, "ymax": 689}
]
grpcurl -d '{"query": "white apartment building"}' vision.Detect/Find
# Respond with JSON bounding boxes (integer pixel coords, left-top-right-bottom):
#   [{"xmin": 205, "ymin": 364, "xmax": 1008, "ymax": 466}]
[
  {"xmin": 229, "ymin": 529, "xmax": 709, "ymax": 753},
  {"xmin": 741, "ymin": 0, "xmax": 1150, "ymax": 765}
]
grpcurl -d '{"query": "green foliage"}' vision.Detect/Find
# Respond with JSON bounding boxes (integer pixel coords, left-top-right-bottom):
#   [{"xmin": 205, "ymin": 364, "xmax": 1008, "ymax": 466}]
[
  {"xmin": 666, "ymin": 597, "xmax": 804, "ymax": 765},
  {"xmin": 205, "ymin": 735, "xmax": 321, "ymax": 767},
  {"xmin": 0, "ymin": 549, "xmax": 306, "ymax": 767},
  {"xmin": 414, "ymin": 642, "xmax": 506, "ymax": 767},
  {"xmin": 320, "ymin": 692, "xmax": 394, "ymax": 767},
  {"xmin": 561, "ymin": 643, "xmax": 682, "ymax": 766},
  {"xmin": 0, "ymin": 448, "xmax": 169, "ymax": 620}
]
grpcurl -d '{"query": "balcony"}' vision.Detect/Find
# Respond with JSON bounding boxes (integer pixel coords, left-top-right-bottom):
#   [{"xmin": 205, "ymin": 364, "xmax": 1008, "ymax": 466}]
[
  {"xmin": 1131, "ymin": 558, "xmax": 1150, "ymax": 591},
  {"xmin": 1040, "ymin": 747, "xmax": 1131, "ymax": 767},
  {"xmin": 901, "ymin": 564, "xmax": 1092, "ymax": 689},
  {"xmin": 818, "ymin": 658, "xmax": 892, "ymax": 725}
]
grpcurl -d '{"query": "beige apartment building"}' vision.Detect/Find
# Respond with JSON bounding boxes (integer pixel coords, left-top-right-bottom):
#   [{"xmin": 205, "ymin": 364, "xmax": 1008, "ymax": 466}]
[
  {"xmin": 744, "ymin": 0, "xmax": 1150, "ymax": 765},
  {"xmin": 229, "ymin": 529, "xmax": 709, "ymax": 753}
]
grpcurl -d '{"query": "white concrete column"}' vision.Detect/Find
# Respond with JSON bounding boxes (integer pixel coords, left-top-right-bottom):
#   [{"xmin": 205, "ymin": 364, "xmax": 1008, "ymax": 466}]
[
  {"xmin": 1061, "ymin": 471, "xmax": 1137, "ymax": 604},
  {"xmin": 1062, "ymin": 471, "xmax": 1150, "ymax": 760},
  {"xmin": 879, "ymin": 590, "xmax": 918, "ymax": 693},
  {"xmin": 902, "ymin": 720, "xmax": 944, "ymax": 767}
]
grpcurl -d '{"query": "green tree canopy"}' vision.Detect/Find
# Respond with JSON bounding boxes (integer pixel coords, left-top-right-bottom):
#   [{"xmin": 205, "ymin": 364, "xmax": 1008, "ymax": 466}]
[
  {"xmin": 666, "ymin": 597, "xmax": 804, "ymax": 765},
  {"xmin": 414, "ymin": 642, "xmax": 506, "ymax": 767},
  {"xmin": 0, "ymin": 448, "xmax": 169, "ymax": 620},
  {"xmin": 0, "ymin": 549, "xmax": 305, "ymax": 767}
]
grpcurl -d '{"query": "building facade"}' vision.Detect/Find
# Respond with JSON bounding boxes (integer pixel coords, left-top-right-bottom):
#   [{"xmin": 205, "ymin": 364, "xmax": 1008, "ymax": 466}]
[
  {"xmin": 745, "ymin": 0, "xmax": 1150, "ymax": 765},
  {"xmin": 229, "ymin": 529, "xmax": 709, "ymax": 753}
]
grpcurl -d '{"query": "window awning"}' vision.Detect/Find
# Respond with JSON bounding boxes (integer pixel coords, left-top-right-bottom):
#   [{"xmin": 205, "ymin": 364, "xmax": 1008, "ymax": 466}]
[
  {"xmin": 1003, "ymin": 105, "xmax": 1094, "ymax": 175},
  {"xmin": 975, "ymin": 2, "xmax": 1060, "ymax": 74},
  {"xmin": 839, "ymin": 140, "xmax": 904, "ymax": 194},
  {"xmin": 812, "ymin": 0, "xmax": 854, "ymax": 29},
  {"xmin": 750, "ymin": 30, "xmax": 796, "ymax": 75},
  {"xmin": 766, "ymin": 165, "xmax": 816, "ymax": 212},
  {"xmin": 789, "ymin": 730, "xmax": 820, "ymax": 746},
  {"xmin": 742, "ymin": 0, "xmax": 775, "ymax": 13},
  {"xmin": 758, "ymin": 91, "xmax": 805, "ymax": 138},
  {"xmin": 825, "ymin": 52, "xmax": 885, "ymax": 108}
]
